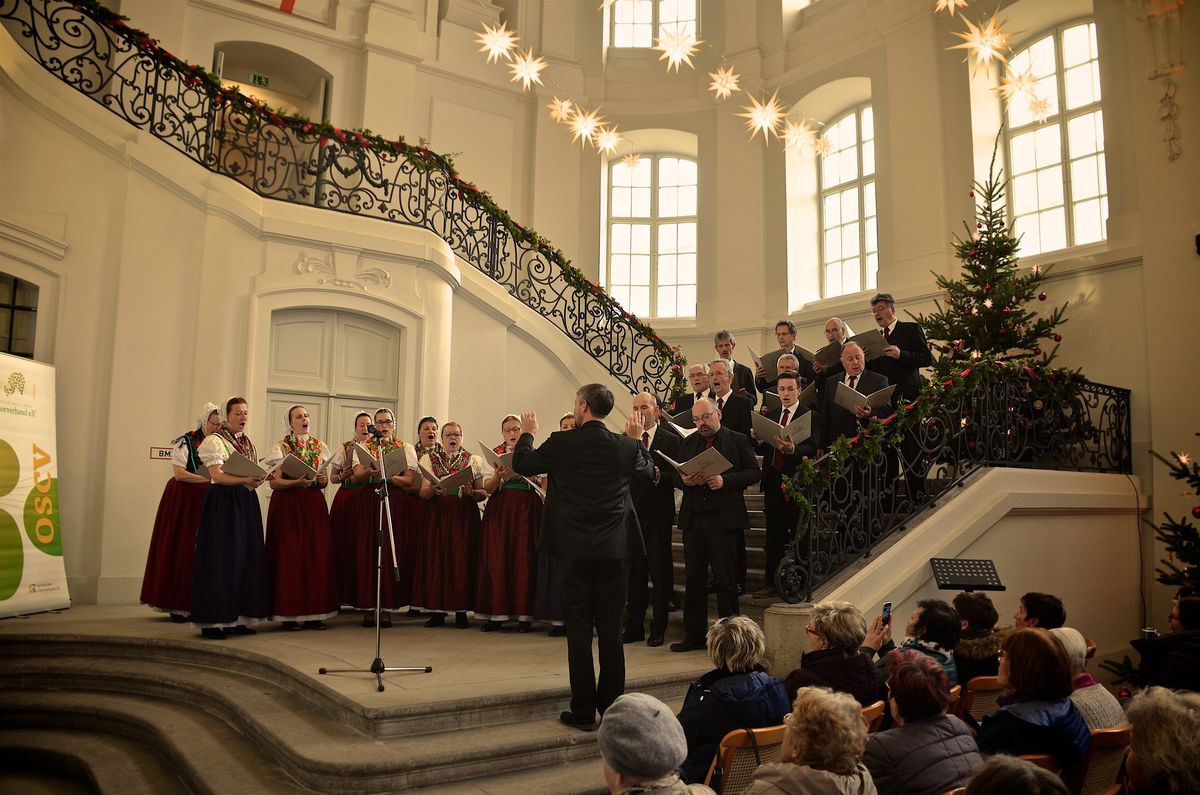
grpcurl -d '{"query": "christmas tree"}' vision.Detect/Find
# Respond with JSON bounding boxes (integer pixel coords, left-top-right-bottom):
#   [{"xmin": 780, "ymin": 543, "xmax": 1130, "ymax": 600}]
[
  {"xmin": 1149, "ymin": 437, "xmax": 1200, "ymax": 595},
  {"xmin": 911, "ymin": 143, "xmax": 1068, "ymax": 377}
]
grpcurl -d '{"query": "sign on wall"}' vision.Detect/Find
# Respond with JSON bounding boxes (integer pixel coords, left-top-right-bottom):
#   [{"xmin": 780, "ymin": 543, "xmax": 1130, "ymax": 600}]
[{"xmin": 0, "ymin": 352, "xmax": 69, "ymax": 618}]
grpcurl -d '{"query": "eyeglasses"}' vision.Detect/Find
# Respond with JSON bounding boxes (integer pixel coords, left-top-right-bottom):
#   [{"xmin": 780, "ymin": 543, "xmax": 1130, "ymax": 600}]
[
  {"xmin": 694, "ymin": 411, "xmax": 718, "ymax": 423},
  {"xmin": 375, "ymin": 419, "xmax": 394, "ymax": 426},
  {"xmin": 443, "ymin": 432, "xmax": 463, "ymax": 437}
]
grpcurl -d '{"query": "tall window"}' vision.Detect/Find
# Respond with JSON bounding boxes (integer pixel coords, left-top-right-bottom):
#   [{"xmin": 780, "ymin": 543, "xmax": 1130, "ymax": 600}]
[
  {"xmin": 1005, "ymin": 21, "xmax": 1107, "ymax": 256},
  {"xmin": 610, "ymin": 0, "xmax": 697, "ymax": 48},
  {"xmin": 0, "ymin": 272, "xmax": 37, "ymax": 358},
  {"xmin": 606, "ymin": 155, "xmax": 697, "ymax": 318},
  {"xmin": 819, "ymin": 104, "xmax": 877, "ymax": 298}
]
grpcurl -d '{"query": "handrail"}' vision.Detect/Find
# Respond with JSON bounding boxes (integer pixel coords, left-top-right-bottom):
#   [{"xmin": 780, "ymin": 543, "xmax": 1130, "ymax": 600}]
[{"xmin": 0, "ymin": 0, "xmax": 686, "ymax": 401}]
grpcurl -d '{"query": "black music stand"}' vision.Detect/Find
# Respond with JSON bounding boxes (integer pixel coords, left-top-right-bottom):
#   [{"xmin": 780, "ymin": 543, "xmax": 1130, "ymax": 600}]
[{"xmin": 929, "ymin": 557, "xmax": 1005, "ymax": 592}]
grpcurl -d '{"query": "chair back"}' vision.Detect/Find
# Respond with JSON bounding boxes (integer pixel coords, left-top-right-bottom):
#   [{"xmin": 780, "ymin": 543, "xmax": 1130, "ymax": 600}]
[
  {"xmin": 1018, "ymin": 754, "xmax": 1062, "ymax": 773},
  {"xmin": 954, "ymin": 675, "xmax": 1005, "ymax": 723},
  {"xmin": 1085, "ymin": 638, "xmax": 1097, "ymax": 660},
  {"xmin": 948, "ymin": 684, "xmax": 962, "ymax": 716},
  {"xmin": 1061, "ymin": 724, "xmax": 1131, "ymax": 795},
  {"xmin": 862, "ymin": 700, "xmax": 886, "ymax": 733},
  {"xmin": 704, "ymin": 724, "xmax": 787, "ymax": 795}
]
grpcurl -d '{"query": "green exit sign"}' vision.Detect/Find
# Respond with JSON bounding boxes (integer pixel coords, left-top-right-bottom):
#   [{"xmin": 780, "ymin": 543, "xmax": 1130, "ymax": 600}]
[{"xmin": 251, "ymin": 73, "xmax": 269, "ymax": 87}]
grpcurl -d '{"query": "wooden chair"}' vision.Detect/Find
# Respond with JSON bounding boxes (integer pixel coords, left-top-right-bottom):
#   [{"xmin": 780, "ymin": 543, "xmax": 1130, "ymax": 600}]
[
  {"xmin": 703, "ymin": 724, "xmax": 787, "ymax": 794},
  {"xmin": 948, "ymin": 684, "xmax": 962, "ymax": 716},
  {"xmin": 862, "ymin": 699, "xmax": 886, "ymax": 733},
  {"xmin": 1062, "ymin": 725, "xmax": 1131, "ymax": 795},
  {"xmin": 1085, "ymin": 638, "xmax": 1097, "ymax": 660},
  {"xmin": 1019, "ymin": 754, "xmax": 1062, "ymax": 773},
  {"xmin": 954, "ymin": 675, "xmax": 1006, "ymax": 723}
]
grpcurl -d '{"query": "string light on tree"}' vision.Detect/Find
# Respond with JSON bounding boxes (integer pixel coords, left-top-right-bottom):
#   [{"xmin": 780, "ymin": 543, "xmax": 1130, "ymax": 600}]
[
  {"xmin": 935, "ymin": 0, "xmax": 969, "ymax": 16},
  {"xmin": 708, "ymin": 65, "xmax": 741, "ymax": 100},
  {"xmin": 476, "ymin": 21, "xmax": 519, "ymax": 64},
  {"xmin": 655, "ymin": 29, "xmax": 702, "ymax": 72},
  {"xmin": 569, "ymin": 107, "xmax": 605, "ymax": 147},
  {"xmin": 950, "ymin": 14, "xmax": 1011, "ymax": 74},
  {"xmin": 547, "ymin": 97, "xmax": 574, "ymax": 124},
  {"xmin": 738, "ymin": 92, "xmax": 784, "ymax": 144},
  {"xmin": 594, "ymin": 125, "xmax": 623, "ymax": 155},
  {"xmin": 508, "ymin": 48, "xmax": 547, "ymax": 90}
]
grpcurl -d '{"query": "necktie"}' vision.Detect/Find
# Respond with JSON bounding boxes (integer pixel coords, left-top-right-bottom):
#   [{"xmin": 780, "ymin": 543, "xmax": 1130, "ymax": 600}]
[
  {"xmin": 773, "ymin": 408, "xmax": 790, "ymax": 470},
  {"xmin": 882, "ymin": 326, "xmax": 890, "ymax": 342},
  {"xmin": 642, "ymin": 431, "xmax": 650, "ymax": 450},
  {"xmin": 848, "ymin": 376, "xmax": 857, "ymax": 391},
  {"xmin": 717, "ymin": 396, "xmax": 724, "ymax": 411}
]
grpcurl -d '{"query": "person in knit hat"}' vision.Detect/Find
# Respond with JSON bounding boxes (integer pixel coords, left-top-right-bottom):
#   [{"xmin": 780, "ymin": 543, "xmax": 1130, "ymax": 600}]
[{"xmin": 598, "ymin": 693, "xmax": 716, "ymax": 794}]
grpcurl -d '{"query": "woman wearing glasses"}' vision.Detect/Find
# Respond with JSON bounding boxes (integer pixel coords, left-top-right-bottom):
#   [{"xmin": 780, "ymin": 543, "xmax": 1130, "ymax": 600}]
[
  {"xmin": 783, "ymin": 601, "xmax": 882, "ymax": 707},
  {"xmin": 330, "ymin": 412, "xmax": 373, "ymax": 615}
]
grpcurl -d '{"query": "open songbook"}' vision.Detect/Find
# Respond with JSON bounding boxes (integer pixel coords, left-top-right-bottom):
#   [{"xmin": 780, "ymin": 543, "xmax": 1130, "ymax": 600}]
[
  {"xmin": 668, "ymin": 422, "xmax": 698, "ymax": 438},
  {"xmin": 847, "ymin": 331, "xmax": 890, "ymax": 361},
  {"xmin": 796, "ymin": 340, "xmax": 844, "ymax": 370},
  {"xmin": 353, "ymin": 442, "xmax": 413, "ymax": 476},
  {"xmin": 747, "ymin": 346, "xmax": 788, "ymax": 382},
  {"xmin": 833, "ymin": 381, "xmax": 896, "ymax": 413},
  {"xmin": 272, "ymin": 453, "xmax": 332, "ymax": 481},
  {"xmin": 477, "ymin": 442, "xmax": 514, "ymax": 471},
  {"xmin": 761, "ymin": 382, "xmax": 817, "ymax": 415},
  {"xmin": 670, "ymin": 408, "xmax": 696, "ymax": 429},
  {"xmin": 655, "ymin": 446, "xmax": 733, "ymax": 479},
  {"xmin": 751, "ymin": 408, "xmax": 813, "ymax": 446},
  {"xmin": 418, "ymin": 462, "xmax": 477, "ymax": 494},
  {"xmin": 221, "ymin": 452, "xmax": 272, "ymax": 488}
]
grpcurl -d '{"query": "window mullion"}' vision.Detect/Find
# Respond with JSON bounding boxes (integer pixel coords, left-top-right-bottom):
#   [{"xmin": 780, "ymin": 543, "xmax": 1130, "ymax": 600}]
[{"xmin": 649, "ymin": 156, "xmax": 658, "ymax": 317}]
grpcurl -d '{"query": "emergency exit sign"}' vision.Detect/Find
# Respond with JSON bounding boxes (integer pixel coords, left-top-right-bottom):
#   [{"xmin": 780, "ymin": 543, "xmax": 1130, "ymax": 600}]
[{"xmin": 251, "ymin": 73, "xmax": 269, "ymax": 87}]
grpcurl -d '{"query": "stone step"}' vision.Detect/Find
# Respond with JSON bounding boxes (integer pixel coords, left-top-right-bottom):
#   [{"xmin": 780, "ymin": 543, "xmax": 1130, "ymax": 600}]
[
  {"xmin": 0, "ymin": 726, "xmax": 192, "ymax": 795},
  {"xmin": 414, "ymin": 757, "xmax": 609, "ymax": 794}
]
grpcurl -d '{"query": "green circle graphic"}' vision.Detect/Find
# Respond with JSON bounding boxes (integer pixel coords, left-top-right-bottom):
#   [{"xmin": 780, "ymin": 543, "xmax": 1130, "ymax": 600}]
[
  {"xmin": 24, "ymin": 477, "xmax": 62, "ymax": 557},
  {"xmin": 0, "ymin": 439, "xmax": 19, "ymax": 498},
  {"xmin": 0, "ymin": 510, "xmax": 22, "ymax": 600}
]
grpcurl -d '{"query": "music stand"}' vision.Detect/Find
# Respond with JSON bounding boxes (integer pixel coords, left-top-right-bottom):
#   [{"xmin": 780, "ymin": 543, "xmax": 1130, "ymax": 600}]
[
  {"xmin": 929, "ymin": 557, "xmax": 1005, "ymax": 593},
  {"xmin": 319, "ymin": 425, "xmax": 432, "ymax": 690}
]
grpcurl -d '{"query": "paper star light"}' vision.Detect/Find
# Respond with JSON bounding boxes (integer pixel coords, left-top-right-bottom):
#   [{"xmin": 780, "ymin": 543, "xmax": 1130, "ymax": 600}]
[
  {"xmin": 998, "ymin": 67, "xmax": 1036, "ymax": 101},
  {"xmin": 1028, "ymin": 94, "xmax": 1051, "ymax": 123},
  {"xmin": 508, "ymin": 48, "xmax": 547, "ymax": 91},
  {"xmin": 476, "ymin": 21, "xmax": 518, "ymax": 64},
  {"xmin": 738, "ymin": 92, "xmax": 784, "ymax": 144},
  {"xmin": 570, "ymin": 107, "xmax": 605, "ymax": 147},
  {"xmin": 622, "ymin": 152, "xmax": 641, "ymax": 169},
  {"xmin": 547, "ymin": 97, "xmax": 574, "ymax": 124},
  {"xmin": 708, "ymin": 65, "xmax": 741, "ymax": 100},
  {"xmin": 934, "ymin": 0, "xmax": 969, "ymax": 16},
  {"xmin": 782, "ymin": 119, "xmax": 816, "ymax": 152},
  {"xmin": 950, "ymin": 14, "xmax": 1010, "ymax": 73},
  {"xmin": 812, "ymin": 136, "xmax": 833, "ymax": 156},
  {"xmin": 594, "ymin": 125, "xmax": 623, "ymax": 155},
  {"xmin": 655, "ymin": 30, "xmax": 702, "ymax": 73}
]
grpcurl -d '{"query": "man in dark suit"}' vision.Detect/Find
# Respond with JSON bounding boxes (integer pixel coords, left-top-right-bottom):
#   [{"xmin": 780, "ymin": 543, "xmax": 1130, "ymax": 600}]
[
  {"xmin": 866, "ymin": 292, "xmax": 933, "ymax": 499},
  {"xmin": 670, "ymin": 363, "xmax": 713, "ymax": 416},
  {"xmin": 755, "ymin": 319, "xmax": 816, "ymax": 395},
  {"xmin": 818, "ymin": 342, "xmax": 891, "ymax": 451},
  {"xmin": 707, "ymin": 358, "xmax": 754, "ymax": 592},
  {"xmin": 751, "ymin": 370, "xmax": 815, "ymax": 599},
  {"xmin": 669, "ymin": 397, "xmax": 761, "ymax": 652},
  {"xmin": 714, "ymin": 330, "xmax": 758, "ymax": 406},
  {"xmin": 623, "ymin": 392, "xmax": 681, "ymax": 647},
  {"xmin": 513, "ymin": 384, "xmax": 655, "ymax": 730}
]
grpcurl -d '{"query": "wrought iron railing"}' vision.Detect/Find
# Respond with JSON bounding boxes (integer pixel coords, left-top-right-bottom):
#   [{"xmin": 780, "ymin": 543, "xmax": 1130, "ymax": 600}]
[
  {"xmin": 0, "ymin": 0, "xmax": 681, "ymax": 400},
  {"xmin": 777, "ymin": 377, "xmax": 1132, "ymax": 602}
]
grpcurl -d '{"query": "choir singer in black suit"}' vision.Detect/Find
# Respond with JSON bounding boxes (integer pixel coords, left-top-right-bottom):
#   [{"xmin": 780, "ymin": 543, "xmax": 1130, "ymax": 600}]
[
  {"xmin": 669, "ymin": 397, "xmax": 761, "ymax": 653},
  {"xmin": 714, "ymin": 329, "xmax": 758, "ymax": 406},
  {"xmin": 623, "ymin": 392, "xmax": 681, "ymax": 648},
  {"xmin": 513, "ymin": 384, "xmax": 655, "ymax": 731},
  {"xmin": 818, "ymin": 342, "xmax": 890, "ymax": 451},
  {"xmin": 708, "ymin": 358, "xmax": 754, "ymax": 592},
  {"xmin": 670, "ymin": 363, "xmax": 713, "ymax": 416}
]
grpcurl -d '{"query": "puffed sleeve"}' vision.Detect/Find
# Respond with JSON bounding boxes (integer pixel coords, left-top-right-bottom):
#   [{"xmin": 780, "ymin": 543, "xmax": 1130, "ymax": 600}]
[
  {"xmin": 197, "ymin": 434, "xmax": 228, "ymax": 467},
  {"xmin": 170, "ymin": 436, "xmax": 190, "ymax": 467},
  {"xmin": 261, "ymin": 442, "xmax": 286, "ymax": 469}
]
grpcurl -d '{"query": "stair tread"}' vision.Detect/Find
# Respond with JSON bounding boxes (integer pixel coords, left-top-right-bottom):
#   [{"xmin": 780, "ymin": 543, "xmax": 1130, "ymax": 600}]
[{"xmin": 0, "ymin": 726, "xmax": 191, "ymax": 795}]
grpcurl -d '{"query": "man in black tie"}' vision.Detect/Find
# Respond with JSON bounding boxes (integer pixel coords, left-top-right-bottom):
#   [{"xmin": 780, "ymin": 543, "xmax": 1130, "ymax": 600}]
[
  {"xmin": 818, "ymin": 342, "xmax": 891, "ymax": 451},
  {"xmin": 512, "ymin": 384, "xmax": 655, "ymax": 730},
  {"xmin": 714, "ymin": 330, "xmax": 758, "ymax": 405},
  {"xmin": 671, "ymin": 363, "xmax": 713, "ymax": 416},
  {"xmin": 623, "ymin": 392, "xmax": 681, "ymax": 647},
  {"xmin": 755, "ymin": 319, "xmax": 816, "ymax": 394},
  {"xmin": 707, "ymin": 358, "xmax": 754, "ymax": 592},
  {"xmin": 669, "ymin": 397, "xmax": 761, "ymax": 652}
]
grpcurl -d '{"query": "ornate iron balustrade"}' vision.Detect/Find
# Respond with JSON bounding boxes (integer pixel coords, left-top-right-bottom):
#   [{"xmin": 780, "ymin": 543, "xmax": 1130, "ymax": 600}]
[
  {"xmin": 777, "ymin": 377, "xmax": 1132, "ymax": 602},
  {"xmin": 0, "ymin": 0, "xmax": 681, "ymax": 400}
]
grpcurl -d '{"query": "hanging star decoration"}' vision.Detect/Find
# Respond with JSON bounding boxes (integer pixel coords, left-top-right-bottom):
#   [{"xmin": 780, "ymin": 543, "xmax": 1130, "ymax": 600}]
[
  {"xmin": 708, "ymin": 65, "xmax": 741, "ymax": 100},
  {"xmin": 950, "ymin": 14, "xmax": 1010, "ymax": 73},
  {"xmin": 739, "ymin": 92, "xmax": 784, "ymax": 144},
  {"xmin": 508, "ymin": 48, "xmax": 548, "ymax": 91},
  {"xmin": 812, "ymin": 136, "xmax": 833, "ymax": 156},
  {"xmin": 782, "ymin": 118, "xmax": 816, "ymax": 152},
  {"xmin": 1028, "ymin": 94, "xmax": 1051, "ymax": 123},
  {"xmin": 570, "ymin": 107, "xmax": 605, "ymax": 147},
  {"xmin": 622, "ymin": 152, "xmax": 641, "ymax": 169},
  {"xmin": 595, "ymin": 125, "xmax": 623, "ymax": 154},
  {"xmin": 476, "ymin": 21, "xmax": 518, "ymax": 64},
  {"xmin": 547, "ymin": 97, "xmax": 575, "ymax": 124},
  {"xmin": 655, "ymin": 29, "xmax": 702, "ymax": 73},
  {"xmin": 997, "ymin": 66, "xmax": 1036, "ymax": 101},
  {"xmin": 934, "ymin": 0, "xmax": 969, "ymax": 16}
]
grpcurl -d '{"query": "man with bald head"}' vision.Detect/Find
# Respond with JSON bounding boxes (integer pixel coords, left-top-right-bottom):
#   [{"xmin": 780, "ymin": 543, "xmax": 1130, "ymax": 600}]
[
  {"xmin": 669, "ymin": 397, "xmax": 760, "ymax": 652},
  {"xmin": 817, "ymin": 342, "xmax": 891, "ymax": 451}
]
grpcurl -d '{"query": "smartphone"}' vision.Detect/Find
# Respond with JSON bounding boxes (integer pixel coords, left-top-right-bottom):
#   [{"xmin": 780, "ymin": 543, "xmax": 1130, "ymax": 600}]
[{"xmin": 881, "ymin": 601, "xmax": 893, "ymax": 626}]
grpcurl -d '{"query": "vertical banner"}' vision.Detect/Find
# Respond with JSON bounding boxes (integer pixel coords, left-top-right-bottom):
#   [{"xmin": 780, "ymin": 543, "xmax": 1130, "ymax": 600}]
[{"xmin": 0, "ymin": 352, "xmax": 69, "ymax": 617}]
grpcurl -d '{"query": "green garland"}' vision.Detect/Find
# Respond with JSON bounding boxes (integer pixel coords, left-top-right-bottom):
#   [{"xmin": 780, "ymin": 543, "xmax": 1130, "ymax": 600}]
[{"xmin": 67, "ymin": 0, "xmax": 687, "ymax": 400}]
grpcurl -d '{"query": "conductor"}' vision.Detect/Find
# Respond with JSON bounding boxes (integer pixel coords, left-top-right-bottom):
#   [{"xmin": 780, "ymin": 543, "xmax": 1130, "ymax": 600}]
[{"xmin": 513, "ymin": 383, "xmax": 655, "ymax": 731}]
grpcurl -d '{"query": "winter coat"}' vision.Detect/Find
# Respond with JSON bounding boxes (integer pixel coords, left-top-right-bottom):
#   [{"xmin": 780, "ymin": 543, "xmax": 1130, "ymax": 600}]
[
  {"xmin": 743, "ymin": 762, "xmax": 877, "ymax": 795},
  {"xmin": 676, "ymin": 667, "xmax": 791, "ymax": 785},
  {"xmin": 954, "ymin": 628, "xmax": 1008, "ymax": 684},
  {"xmin": 862, "ymin": 713, "xmax": 981, "ymax": 795},
  {"xmin": 866, "ymin": 639, "xmax": 959, "ymax": 686},
  {"xmin": 784, "ymin": 648, "xmax": 884, "ymax": 707},
  {"xmin": 976, "ymin": 697, "xmax": 1092, "ymax": 767},
  {"xmin": 615, "ymin": 773, "xmax": 716, "ymax": 794},
  {"xmin": 1132, "ymin": 629, "xmax": 1200, "ymax": 692}
]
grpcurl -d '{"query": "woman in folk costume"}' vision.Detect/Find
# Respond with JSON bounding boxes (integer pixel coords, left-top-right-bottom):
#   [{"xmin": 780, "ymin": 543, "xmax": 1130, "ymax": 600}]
[
  {"xmin": 414, "ymin": 421, "xmax": 485, "ymax": 628},
  {"xmin": 475, "ymin": 414, "xmax": 544, "ymax": 633},
  {"xmin": 329, "ymin": 411, "xmax": 373, "ymax": 617},
  {"xmin": 263, "ymin": 405, "xmax": 337, "ymax": 631},
  {"xmin": 343, "ymin": 407, "xmax": 419, "ymax": 627},
  {"xmin": 141, "ymin": 401, "xmax": 222, "ymax": 621},
  {"xmin": 190, "ymin": 396, "xmax": 269, "ymax": 639}
]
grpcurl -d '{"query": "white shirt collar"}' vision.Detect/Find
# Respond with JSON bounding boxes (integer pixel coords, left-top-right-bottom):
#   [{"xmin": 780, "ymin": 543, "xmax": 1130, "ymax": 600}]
[{"xmin": 881, "ymin": 320, "xmax": 897, "ymax": 335}]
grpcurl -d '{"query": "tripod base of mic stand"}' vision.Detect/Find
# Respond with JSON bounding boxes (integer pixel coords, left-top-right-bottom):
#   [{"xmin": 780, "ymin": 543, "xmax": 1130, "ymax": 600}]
[{"xmin": 319, "ymin": 660, "xmax": 433, "ymax": 692}]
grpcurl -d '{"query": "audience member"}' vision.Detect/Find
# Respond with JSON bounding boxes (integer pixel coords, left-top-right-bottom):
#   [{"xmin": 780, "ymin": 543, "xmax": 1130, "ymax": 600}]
[
  {"xmin": 676, "ymin": 617, "xmax": 790, "ymax": 785},
  {"xmin": 963, "ymin": 755, "xmax": 1070, "ymax": 795},
  {"xmin": 784, "ymin": 601, "xmax": 882, "ymax": 706},
  {"xmin": 1014, "ymin": 592, "xmax": 1067, "ymax": 630},
  {"xmin": 863, "ymin": 649, "xmax": 981, "ymax": 795},
  {"xmin": 743, "ymin": 687, "xmax": 877, "ymax": 795},
  {"xmin": 953, "ymin": 591, "xmax": 1007, "ymax": 684},
  {"xmin": 1050, "ymin": 626, "xmax": 1126, "ymax": 730},
  {"xmin": 599, "ymin": 692, "xmax": 716, "ymax": 795},
  {"xmin": 863, "ymin": 599, "xmax": 961, "ymax": 685},
  {"xmin": 1123, "ymin": 686, "xmax": 1200, "ymax": 795},
  {"xmin": 1131, "ymin": 594, "xmax": 1200, "ymax": 692},
  {"xmin": 975, "ymin": 628, "xmax": 1091, "ymax": 767}
]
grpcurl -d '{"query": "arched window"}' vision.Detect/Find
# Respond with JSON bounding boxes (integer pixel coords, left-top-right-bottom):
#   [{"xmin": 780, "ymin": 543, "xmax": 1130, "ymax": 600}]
[
  {"xmin": 610, "ymin": 0, "xmax": 698, "ymax": 48},
  {"xmin": 819, "ymin": 104, "xmax": 876, "ymax": 298},
  {"xmin": 605, "ymin": 155, "xmax": 697, "ymax": 318},
  {"xmin": 1005, "ymin": 20, "xmax": 1106, "ymax": 256},
  {"xmin": 0, "ymin": 271, "xmax": 37, "ymax": 358}
]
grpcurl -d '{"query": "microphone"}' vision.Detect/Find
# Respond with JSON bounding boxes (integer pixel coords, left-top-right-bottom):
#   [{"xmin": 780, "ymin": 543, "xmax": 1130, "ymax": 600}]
[{"xmin": 365, "ymin": 423, "xmax": 384, "ymax": 439}]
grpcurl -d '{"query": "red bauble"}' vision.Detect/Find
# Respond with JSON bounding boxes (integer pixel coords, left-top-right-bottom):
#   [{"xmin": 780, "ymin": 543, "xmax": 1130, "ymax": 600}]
[
  {"xmin": 1192, "ymin": 505, "xmax": 1200, "ymax": 519},
  {"xmin": 1034, "ymin": 347, "xmax": 1042, "ymax": 355},
  {"xmin": 985, "ymin": 283, "xmax": 991, "ymax": 291},
  {"xmin": 977, "ymin": 223, "xmax": 983, "ymax": 229},
  {"xmin": 1038, "ymin": 292, "xmax": 1047, "ymax": 301},
  {"xmin": 1003, "ymin": 307, "xmax": 1011, "ymax": 314},
  {"xmin": 969, "ymin": 191, "xmax": 975, "ymax": 197},
  {"xmin": 1053, "ymin": 334, "xmax": 1062, "ymax": 342}
]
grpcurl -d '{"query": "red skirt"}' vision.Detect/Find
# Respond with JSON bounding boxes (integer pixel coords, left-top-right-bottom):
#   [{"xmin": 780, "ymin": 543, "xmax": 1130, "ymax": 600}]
[
  {"xmin": 265, "ymin": 486, "xmax": 337, "ymax": 621},
  {"xmin": 474, "ymin": 487, "xmax": 541, "ymax": 620},
  {"xmin": 388, "ymin": 489, "xmax": 426, "ymax": 608},
  {"xmin": 140, "ymin": 478, "xmax": 209, "ymax": 615},
  {"xmin": 411, "ymin": 494, "xmax": 482, "ymax": 613},
  {"xmin": 335, "ymin": 482, "xmax": 417, "ymax": 611}
]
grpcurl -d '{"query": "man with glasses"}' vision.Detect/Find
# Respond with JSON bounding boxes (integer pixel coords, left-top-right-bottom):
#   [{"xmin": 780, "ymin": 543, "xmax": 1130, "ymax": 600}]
[{"xmin": 669, "ymin": 398, "xmax": 760, "ymax": 652}]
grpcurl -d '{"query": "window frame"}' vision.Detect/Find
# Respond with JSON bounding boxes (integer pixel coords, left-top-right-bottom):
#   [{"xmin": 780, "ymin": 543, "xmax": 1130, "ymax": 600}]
[
  {"xmin": 817, "ymin": 102, "xmax": 877, "ymax": 299},
  {"xmin": 607, "ymin": 0, "xmax": 700, "ymax": 50},
  {"xmin": 0, "ymin": 272, "xmax": 38, "ymax": 359}
]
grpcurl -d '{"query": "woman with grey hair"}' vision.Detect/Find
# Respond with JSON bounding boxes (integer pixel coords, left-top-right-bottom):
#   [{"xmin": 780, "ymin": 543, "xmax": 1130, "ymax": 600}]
[
  {"xmin": 676, "ymin": 617, "xmax": 791, "ymax": 785},
  {"xmin": 744, "ymin": 687, "xmax": 877, "ymax": 794},
  {"xmin": 784, "ymin": 601, "xmax": 883, "ymax": 706},
  {"xmin": 1123, "ymin": 687, "xmax": 1200, "ymax": 794},
  {"xmin": 1049, "ymin": 626, "xmax": 1126, "ymax": 730}
]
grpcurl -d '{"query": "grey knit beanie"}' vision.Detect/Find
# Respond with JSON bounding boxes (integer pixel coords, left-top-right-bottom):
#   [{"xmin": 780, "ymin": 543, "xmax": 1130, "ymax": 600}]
[{"xmin": 597, "ymin": 693, "xmax": 687, "ymax": 779}]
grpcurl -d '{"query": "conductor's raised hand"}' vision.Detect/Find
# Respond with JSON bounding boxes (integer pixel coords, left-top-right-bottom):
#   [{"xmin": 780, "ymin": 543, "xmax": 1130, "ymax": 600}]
[
  {"xmin": 624, "ymin": 412, "xmax": 644, "ymax": 440},
  {"xmin": 520, "ymin": 411, "xmax": 538, "ymax": 437}
]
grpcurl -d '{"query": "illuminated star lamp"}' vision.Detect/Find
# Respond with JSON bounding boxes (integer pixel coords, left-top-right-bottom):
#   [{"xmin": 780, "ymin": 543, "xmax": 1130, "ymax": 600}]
[
  {"xmin": 508, "ymin": 48, "xmax": 548, "ymax": 91},
  {"xmin": 655, "ymin": 29, "xmax": 702, "ymax": 73},
  {"xmin": 934, "ymin": 0, "xmax": 969, "ymax": 16},
  {"xmin": 594, "ymin": 125, "xmax": 623, "ymax": 155},
  {"xmin": 622, "ymin": 152, "xmax": 641, "ymax": 169},
  {"xmin": 782, "ymin": 118, "xmax": 816, "ymax": 152},
  {"xmin": 476, "ymin": 21, "xmax": 518, "ymax": 64},
  {"xmin": 570, "ymin": 107, "xmax": 605, "ymax": 147},
  {"xmin": 547, "ymin": 97, "xmax": 575, "ymax": 124},
  {"xmin": 708, "ymin": 65, "xmax": 741, "ymax": 100},
  {"xmin": 950, "ymin": 14, "xmax": 1011, "ymax": 74},
  {"xmin": 1028, "ymin": 94, "xmax": 1051, "ymax": 123},
  {"xmin": 997, "ymin": 67, "xmax": 1036, "ymax": 101},
  {"xmin": 738, "ymin": 92, "xmax": 784, "ymax": 144}
]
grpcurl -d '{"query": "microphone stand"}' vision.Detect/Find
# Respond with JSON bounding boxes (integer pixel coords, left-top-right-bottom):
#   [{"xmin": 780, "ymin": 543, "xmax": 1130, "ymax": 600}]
[{"xmin": 319, "ymin": 425, "xmax": 431, "ymax": 691}]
